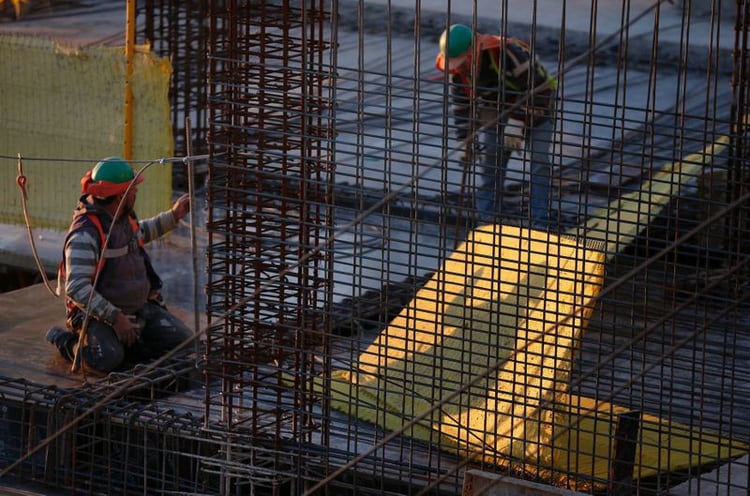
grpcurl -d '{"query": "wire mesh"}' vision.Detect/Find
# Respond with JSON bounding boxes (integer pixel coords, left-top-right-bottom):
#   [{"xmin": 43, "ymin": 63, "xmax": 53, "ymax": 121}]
[
  {"xmin": 201, "ymin": 0, "xmax": 749, "ymax": 494},
  {"xmin": 136, "ymin": 0, "xmax": 210, "ymax": 188}
]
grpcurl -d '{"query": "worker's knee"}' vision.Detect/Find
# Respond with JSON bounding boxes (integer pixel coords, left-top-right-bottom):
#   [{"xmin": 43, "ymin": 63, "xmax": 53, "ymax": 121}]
[{"xmin": 80, "ymin": 324, "xmax": 125, "ymax": 373}]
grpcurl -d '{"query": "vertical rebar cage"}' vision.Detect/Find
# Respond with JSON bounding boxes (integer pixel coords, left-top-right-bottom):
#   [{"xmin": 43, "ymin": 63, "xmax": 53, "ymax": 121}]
[
  {"xmin": 205, "ymin": 0, "xmax": 334, "ymax": 492},
  {"xmin": 137, "ymin": 0, "xmax": 211, "ymax": 187}
]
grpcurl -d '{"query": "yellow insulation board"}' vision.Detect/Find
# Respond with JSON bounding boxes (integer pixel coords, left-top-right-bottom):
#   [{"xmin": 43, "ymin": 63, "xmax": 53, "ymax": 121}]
[
  {"xmin": 554, "ymin": 395, "xmax": 747, "ymax": 490},
  {"xmin": 0, "ymin": 34, "xmax": 173, "ymax": 230}
]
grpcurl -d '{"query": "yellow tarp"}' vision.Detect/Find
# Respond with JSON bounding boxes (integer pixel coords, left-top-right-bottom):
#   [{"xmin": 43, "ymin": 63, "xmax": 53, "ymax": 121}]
[
  {"xmin": 0, "ymin": 34, "xmax": 173, "ymax": 229},
  {"xmin": 568, "ymin": 136, "xmax": 730, "ymax": 261},
  {"xmin": 554, "ymin": 395, "xmax": 747, "ymax": 491},
  {"xmin": 322, "ymin": 224, "xmax": 606, "ymax": 466},
  {"xmin": 317, "ymin": 137, "xmax": 746, "ymax": 487}
]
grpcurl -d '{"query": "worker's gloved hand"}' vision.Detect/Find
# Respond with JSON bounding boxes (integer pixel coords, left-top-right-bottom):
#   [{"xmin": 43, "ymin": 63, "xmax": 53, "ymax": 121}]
[{"xmin": 503, "ymin": 119, "xmax": 525, "ymax": 151}]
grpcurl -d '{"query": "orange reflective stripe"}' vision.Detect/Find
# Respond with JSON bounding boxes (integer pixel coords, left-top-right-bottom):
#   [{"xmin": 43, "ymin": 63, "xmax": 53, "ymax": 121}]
[
  {"xmin": 128, "ymin": 216, "xmax": 143, "ymax": 248},
  {"xmin": 61, "ymin": 213, "xmax": 142, "ymax": 316},
  {"xmin": 77, "ymin": 214, "xmax": 143, "ymax": 282},
  {"xmin": 435, "ymin": 52, "xmax": 447, "ymax": 72}
]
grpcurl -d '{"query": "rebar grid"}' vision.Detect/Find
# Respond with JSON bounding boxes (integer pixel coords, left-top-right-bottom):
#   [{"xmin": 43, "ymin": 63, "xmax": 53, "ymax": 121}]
[
  {"xmin": 200, "ymin": 1, "xmax": 749, "ymax": 495},
  {"xmin": 194, "ymin": 0, "xmax": 750, "ymax": 487},
  {"xmin": 137, "ymin": 0, "xmax": 210, "ymax": 187},
  {"xmin": 0, "ymin": 377, "xmax": 215, "ymax": 494}
]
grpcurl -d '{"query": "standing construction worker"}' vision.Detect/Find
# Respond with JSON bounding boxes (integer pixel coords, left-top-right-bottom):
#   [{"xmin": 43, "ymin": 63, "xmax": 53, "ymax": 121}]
[
  {"xmin": 46, "ymin": 157, "xmax": 194, "ymax": 373},
  {"xmin": 435, "ymin": 23, "xmax": 558, "ymax": 227}
]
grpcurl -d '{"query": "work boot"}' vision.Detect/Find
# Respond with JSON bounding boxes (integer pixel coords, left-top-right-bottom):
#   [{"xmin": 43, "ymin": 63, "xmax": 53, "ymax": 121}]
[{"xmin": 45, "ymin": 326, "xmax": 77, "ymax": 362}]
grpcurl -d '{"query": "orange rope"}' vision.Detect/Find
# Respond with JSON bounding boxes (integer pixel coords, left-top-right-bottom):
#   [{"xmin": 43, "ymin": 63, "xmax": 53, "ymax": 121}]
[{"xmin": 15, "ymin": 153, "xmax": 60, "ymax": 297}]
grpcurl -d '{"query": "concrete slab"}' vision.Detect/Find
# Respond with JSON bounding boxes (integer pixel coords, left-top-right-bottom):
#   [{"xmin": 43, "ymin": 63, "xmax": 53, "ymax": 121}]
[
  {"xmin": 0, "ymin": 0, "xmax": 125, "ymax": 47},
  {"xmin": 462, "ymin": 469, "xmax": 586, "ymax": 495},
  {"xmin": 0, "ymin": 280, "xmax": 202, "ymax": 388},
  {"xmin": 0, "ymin": 283, "xmax": 81, "ymax": 388},
  {"xmin": 337, "ymin": 0, "xmax": 736, "ymax": 74},
  {"xmin": 668, "ymin": 455, "xmax": 750, "ymax": 496}
]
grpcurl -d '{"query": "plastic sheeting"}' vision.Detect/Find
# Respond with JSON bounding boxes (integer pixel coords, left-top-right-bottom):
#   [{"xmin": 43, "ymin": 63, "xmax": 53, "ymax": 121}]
[{"xmin": 0, "ymin": 34, "xmax": 173, "ymax": 229}]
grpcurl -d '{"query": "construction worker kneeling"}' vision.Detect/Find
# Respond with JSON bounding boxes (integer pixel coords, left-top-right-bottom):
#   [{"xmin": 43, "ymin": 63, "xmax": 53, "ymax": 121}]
[{"xmin": 46, "ymin": 157, "xmax": 194, "ymax": 373}]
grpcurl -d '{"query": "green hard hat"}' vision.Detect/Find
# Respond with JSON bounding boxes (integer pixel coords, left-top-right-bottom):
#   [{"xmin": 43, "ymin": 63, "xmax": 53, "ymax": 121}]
[
  {"xmin": 91, "ymin": 157, "xmax": 136, "ymax": 184},
  {"xmin": 439, "ymin": 24, "xmax": 473, "ymax": 59}
]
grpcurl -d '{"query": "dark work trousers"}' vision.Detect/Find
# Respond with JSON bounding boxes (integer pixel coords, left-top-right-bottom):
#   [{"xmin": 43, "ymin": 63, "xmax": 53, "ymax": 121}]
[
  {"xmin": 475, "ymin": 118, "xmax": 554, "ymax": 227},
  {"xmin": 76, "ymin": 302, "xmax": 193, "ymax": 373}
]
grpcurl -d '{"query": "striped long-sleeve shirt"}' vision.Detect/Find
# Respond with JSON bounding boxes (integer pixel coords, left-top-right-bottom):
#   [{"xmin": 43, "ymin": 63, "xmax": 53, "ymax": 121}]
[{"xmin": 62, "ymin": 197, "xmax": 178, "ymax": 326}]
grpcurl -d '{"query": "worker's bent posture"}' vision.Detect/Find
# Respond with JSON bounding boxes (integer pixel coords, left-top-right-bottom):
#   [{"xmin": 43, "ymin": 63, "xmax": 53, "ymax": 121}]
[{"xmin": 435, "ymin": 23, "xmax": 558, "ymax": 227}]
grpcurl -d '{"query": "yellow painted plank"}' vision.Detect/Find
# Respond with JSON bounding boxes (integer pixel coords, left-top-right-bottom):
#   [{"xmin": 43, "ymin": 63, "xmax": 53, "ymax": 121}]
[{"xmin": 567, "ymin": 136, "xmax": 730, "ymax": 261}]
